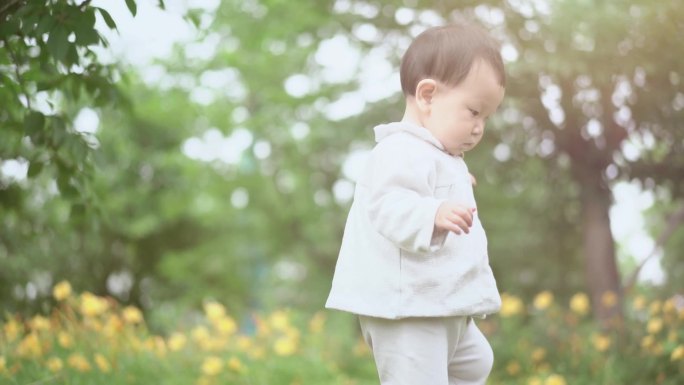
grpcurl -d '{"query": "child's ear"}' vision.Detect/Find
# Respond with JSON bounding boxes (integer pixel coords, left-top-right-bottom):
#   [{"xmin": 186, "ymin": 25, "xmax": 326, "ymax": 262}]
[{"xmin": 415, "ymin": 79, "xmax": 437, "ymax": 112}]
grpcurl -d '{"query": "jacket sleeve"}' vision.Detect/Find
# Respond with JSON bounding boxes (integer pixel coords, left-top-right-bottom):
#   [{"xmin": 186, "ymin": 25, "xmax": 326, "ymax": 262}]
[{"xmin": 365, "ymin": 139, "xmax": 448, "ymax": 253}]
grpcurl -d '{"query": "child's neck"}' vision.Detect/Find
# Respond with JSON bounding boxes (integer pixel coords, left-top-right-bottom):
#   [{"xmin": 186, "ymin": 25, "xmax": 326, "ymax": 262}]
[{"xmin": 401, "ymin": 101, "xmax": 424, "ymax": 127}]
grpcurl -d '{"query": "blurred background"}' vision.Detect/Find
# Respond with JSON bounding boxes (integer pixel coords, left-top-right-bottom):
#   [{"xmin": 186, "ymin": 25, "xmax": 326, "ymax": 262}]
[{"xmin": 1, "ymin": 0, "xmax": 683, "ymax": 383}]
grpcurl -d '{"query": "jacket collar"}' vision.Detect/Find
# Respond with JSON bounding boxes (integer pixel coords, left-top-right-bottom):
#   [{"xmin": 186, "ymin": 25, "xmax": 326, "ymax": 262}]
[{"xmin": 373, "ymin": 120, "xmax": 452, "ymax": 154}]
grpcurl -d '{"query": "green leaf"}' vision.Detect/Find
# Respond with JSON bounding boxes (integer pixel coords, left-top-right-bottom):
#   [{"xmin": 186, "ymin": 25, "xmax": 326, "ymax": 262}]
[
  {"xmin": 68, "ymin": 136, "xmax": 89, "ymax": 162},
  {"xmin": 50, "ymin": 117, "xmax": 68, "ymax": 147},
  {"xmin": 69, "ymin": 203, "xmax": 87, "ymax": 221},
  {"xmin": 0, "ymin": 17, "xmax": 20, "ymax": 38},
  {"xmin": 158, "ymin": 0, "xmax": 166, "ymax": 10},
  {"xmin": 57, "ymin": 175, "xmax": 79, "ymax": 198},
  {"xmin": 47, "ymin": 24, "xmax": 70, "ymax": 63},
  {"xmin": 27, "ymin": 161, "xmax": 44, "ymax": 178},
  {"xmin": 125, "ymin": 0, "xmax": 137, "ymax": 17},
  {"xmin": 19, "ymin": 13, "xmax": 40, "ymax": 35},
  {"xmin": 65, "ymin": 44, "xmax": 79, "ymax": 67},
  {"xmin": 74, "ymin": 10, "xmax": 99, "ymax": 46},
  {"xmin": 97, "ymin": 8, "xmax": 118, "ymax": 31},
  {"xmin": 36, "ymin": 16, "xmax": 56, "ymax": 36},
  {"xmin": 23, "ymin": 111, "xmax": 45, "ymax": 136},
  {"xmin": 186, "ymin": 10, "xmax": 201, "ymax": 28}
]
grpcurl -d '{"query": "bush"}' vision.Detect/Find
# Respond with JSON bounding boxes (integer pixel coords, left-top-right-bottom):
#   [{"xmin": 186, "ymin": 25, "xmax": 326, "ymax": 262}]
[
  {"xmin": 484, "ymin": 291, "xmax": 684, "ymax": 385},
  {"xmin": 1, "ymin": 282, "xmax": 682, "ymax": 384}
]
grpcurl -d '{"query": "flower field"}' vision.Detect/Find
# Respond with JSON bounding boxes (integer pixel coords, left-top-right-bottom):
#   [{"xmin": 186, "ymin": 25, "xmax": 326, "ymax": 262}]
[{"xmin": 1, "ymin": 282, "xmax": 682, "ymax": 385}]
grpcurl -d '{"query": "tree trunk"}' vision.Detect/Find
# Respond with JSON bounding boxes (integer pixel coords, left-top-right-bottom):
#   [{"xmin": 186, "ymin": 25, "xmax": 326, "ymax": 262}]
[{"xmin": 576, "ymin": 166, "xmax": 623, "ymax": 329}]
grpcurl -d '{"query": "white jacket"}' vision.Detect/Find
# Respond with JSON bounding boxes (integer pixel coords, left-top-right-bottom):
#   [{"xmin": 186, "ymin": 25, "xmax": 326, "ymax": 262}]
[{"xmin": 325, "ymin": 121, "xmax": 501, "ymax": 319}]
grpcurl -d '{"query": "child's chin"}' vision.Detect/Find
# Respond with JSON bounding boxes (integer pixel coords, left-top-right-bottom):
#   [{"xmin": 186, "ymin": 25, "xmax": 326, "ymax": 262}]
[{"xmin": 461, "ymin": 143, "xmax": 476, "ymax": 151}]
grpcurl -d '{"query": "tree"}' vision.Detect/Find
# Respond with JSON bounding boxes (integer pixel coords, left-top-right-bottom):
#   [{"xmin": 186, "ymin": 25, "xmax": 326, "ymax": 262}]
[
  {"xmin": 0, "ymin": 0, "xmax": 141, "ymax": 313},
  {"xmin": 3, "ymin": 0, "xmax": 682, "ymax": 332},
  {"xmin": 497, "ymin": 0, "xmax": 684, "ymax": 326}
]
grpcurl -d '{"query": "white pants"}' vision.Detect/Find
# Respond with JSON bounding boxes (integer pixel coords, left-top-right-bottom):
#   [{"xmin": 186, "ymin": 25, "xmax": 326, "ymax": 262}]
[{"xmin": 358, "ymin": 315, "xmax": 493, "ymax": 385}]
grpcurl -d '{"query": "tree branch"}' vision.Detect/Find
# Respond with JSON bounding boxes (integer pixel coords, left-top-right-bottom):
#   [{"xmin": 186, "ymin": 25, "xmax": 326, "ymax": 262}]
[
  {"xmin": 0, "ymin": 0, "xmax": 23, "ymax": 19},
  {"xmin": 624, "ymin": 204, "xmax": 684, "ymax": 293},
  {"xmin": 3, "ymin": 38, "xmax": 31, "ymax": 110}
]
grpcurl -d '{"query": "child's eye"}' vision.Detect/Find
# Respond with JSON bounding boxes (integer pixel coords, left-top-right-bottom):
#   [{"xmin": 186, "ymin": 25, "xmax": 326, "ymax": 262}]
[{"xmin": 469, "ymin": 108, "xmax": 479, "ymax": 116}]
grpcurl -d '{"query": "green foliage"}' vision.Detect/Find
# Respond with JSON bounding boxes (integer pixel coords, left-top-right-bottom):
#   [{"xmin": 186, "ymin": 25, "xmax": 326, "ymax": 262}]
[
  {"xmin": 1, "ymin": 285, "xmax": 682, "ymax": 384},
  {"xmin": 0, "ymin": 0, "xmax": 140, "ymax": 315},
  {"xmin": 1, "ymin": 0, "xmax": 683, "ymax": 336},
  {"xmin": 488, "ymin": 290, "xmax": 684, "ymax": 385}
]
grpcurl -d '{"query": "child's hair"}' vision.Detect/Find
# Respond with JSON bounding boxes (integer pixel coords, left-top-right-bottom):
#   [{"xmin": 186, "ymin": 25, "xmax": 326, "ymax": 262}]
[{"xmin": 400, "ymin": 21, "xmax": 506, "ymax": 96}]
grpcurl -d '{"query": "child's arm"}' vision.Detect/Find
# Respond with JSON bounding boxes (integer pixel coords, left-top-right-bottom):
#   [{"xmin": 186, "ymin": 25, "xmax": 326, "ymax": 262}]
[
  {"xmin": 365, "ymin": 140, "xmax": 449, "ymax": 253},
  {"xmin": 435, "ymin": 203, "xmax": 475, "ymax": 235}
]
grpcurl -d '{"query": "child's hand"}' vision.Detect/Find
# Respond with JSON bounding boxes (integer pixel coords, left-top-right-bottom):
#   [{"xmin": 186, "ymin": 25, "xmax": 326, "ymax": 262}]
[
  {"xmin": 470, "ymin": 173, "xmax": 477, "ymax": 186},
  {"xmin": 434, "ymin": 202, "xmax": 476, "ymax": 235}
]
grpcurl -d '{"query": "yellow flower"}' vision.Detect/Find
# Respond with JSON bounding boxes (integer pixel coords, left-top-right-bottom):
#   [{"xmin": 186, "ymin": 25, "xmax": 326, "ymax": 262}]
[
  {"xmin": 274, "ymin": 335, "xmax": 298, "ymax": 356},
  {"xmin": 16, "ymin": 332, "xmax": 43, "ymax": 358},
  {"xmin": 651, "ymin": 343, "xmax": 664, "ymax": 355},
  {"xmin": 144, "ymin": 336, "xmax": 167, "ymax": 357},
  {"xmin": 201, "ymin": 356, "xmax": 223, "ymax": 376},
  {"xmin": 255, "ymin": 315, "xmax": 272, "ymax": 337},
  {"xmin": 122, "ymin": 306, "xmax": 143, "ymax": 324},
  {"xmin": 527, "ymin": 378, "xmax": 542, "ymax": 385},
  {"xmin": 0, "ymin": 356, "xmax": 6, "ymax": 373},
  {"xmin": 649, "ymin": 300, "xmax": 662, "ymax": 315},
  {"xmin": 501, "ymin": 293, "xmax": 525, "ymax": 317},
  {"xmin": 309, "ymin": 311, "xmax": 326, "ymax": 334},
  {"xmin": 94, "ymin": 354, "xmax": 111, "ymax": 373},
  {"xmin": 248, "ymin": 346, "xmax": 266, "ymax": 360},
  {"xmin": 3, "ymin": 319, "xmax": 21, "ymax": 342},
  {"xmin": 668, "ymin": 331, "xmax": 678, "ymax": 343},
  {"xmin": 30, "ymin": 315, "xmax": 51, "ymax": 332},
  {"xmin": 601, "ymin": 291, "xmax": 618, "ymax": 307},
  {"xmin": 46, "ymin": 357, "xmax": 63, "ymax": 372},
  {"xmin": 58, "ymin": 331, "xmax": 74, "ymax": 348},
  {"xmin": 569, "ymin": 293, "xmax": 590, "ymax": 316},
  {"xmin": 191, "ymin": 325, "xmax": 210, "ymax": 344},
  {"xmin": 647, "ymin": 318, "xmax": 663, "ymax": 334},
  {"xmin": 168, "ymin": 333, "xmax": 187, "ymax": 352},
  {"xmin": 270, "ymin": 310, "xmax": 290, "ymax": 331},
  {"xmin": 67, "ymin": 353, "xmax": 91, "ymax": 372},
  {"xmin": 641, "ymin": 335, "xmax": 654, "ymax": 349},
  {"xmin": 79, "ymin": 292, "xmax": 109, "ymax": 317},
  {"xmin": 103, "ymin": 314, "xmax": 123, "ymax": 336},
  {"xmin": 227, "ymin": 356, "xmax": 245, "ymax": 373},
  {"xmin": 591, "ymin": 334, "xmax": 611, "ymax": 352},
  {"xmin": 84, "ymin": 318, "xmax": 104, "ymax": 332},
  {"xmin": 533, "ymin": 291, "xmax": 554, "ymax": 310},
  {"xmin": 545, "ymin": 374, "xmax": 567, "ymax": 385},
  {"xmin": 213, "ymin": 316, "xmax": 238, "ymax": 336},
  {"xmin": 506, "ymin": 361, "xmax": 521, "ymax": 376},
  {"xmin": 284, "ymin": 325, "xmax": 301, "ymax": 340},
  {"xmin": 203, "ymin": 301, "xmax": 226, "ymax": 321},
  {"xmin": 632, "ymin": 295, "xmax": 646, "ymax": 311},
  {"xmin": 662, "ymin": 299, "xmax": 676, "ymax": 315},
  {"xmin": 236, "ymin": 335, "xmax": 253, "ymax": 351},
  {"xmin": 531, "ymin": 347, "xmax": 546, "ymax": 363},
  {"xmin": 671, "ymin": 345, "xmax": 684, "ymax": 361},
  {"xmin": 353, "ymin": 338, "xmax": 370, "ymax": 357},
  {"xmin": 53, "ymin": 281, "xmax": 72, "ymax": 301}
]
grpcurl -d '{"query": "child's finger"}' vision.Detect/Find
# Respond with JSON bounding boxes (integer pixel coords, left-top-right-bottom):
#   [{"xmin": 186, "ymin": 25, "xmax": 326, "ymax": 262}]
[
  {"xmin": 449, "ymin": 216, "xmax": 470, "ymax": 234},
  {"xmin": 451, "ymin": 209, "xmax": 473, "ymax": 227}
]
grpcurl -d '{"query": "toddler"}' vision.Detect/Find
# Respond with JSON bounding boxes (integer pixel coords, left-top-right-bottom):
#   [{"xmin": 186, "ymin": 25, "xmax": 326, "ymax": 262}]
[{"xmin": 326, "ymin": 21, "xmax": 506, "ymax": 385}]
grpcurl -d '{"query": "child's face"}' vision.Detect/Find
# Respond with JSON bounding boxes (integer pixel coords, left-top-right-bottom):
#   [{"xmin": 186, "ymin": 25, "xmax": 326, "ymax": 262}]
[{"xmin": 422, "ymin": 60, "xmax": 505, "ymax": 155}]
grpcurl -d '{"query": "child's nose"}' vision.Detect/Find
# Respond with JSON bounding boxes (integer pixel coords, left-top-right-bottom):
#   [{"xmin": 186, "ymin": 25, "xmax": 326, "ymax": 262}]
[{"xmin": 472, "ymin": 120, "xmax": 485, "ymax": 135}]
